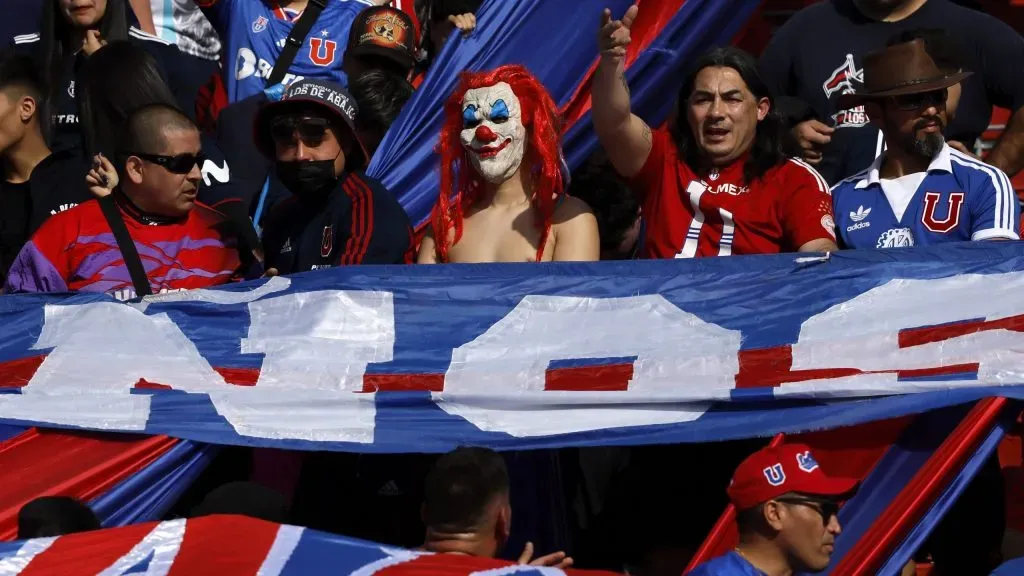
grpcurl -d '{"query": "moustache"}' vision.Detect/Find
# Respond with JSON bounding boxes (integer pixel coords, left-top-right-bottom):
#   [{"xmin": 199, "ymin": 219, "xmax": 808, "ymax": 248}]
[{"xmin": 914, "ymin": 116, "xmax": 945, "ymax": 132}]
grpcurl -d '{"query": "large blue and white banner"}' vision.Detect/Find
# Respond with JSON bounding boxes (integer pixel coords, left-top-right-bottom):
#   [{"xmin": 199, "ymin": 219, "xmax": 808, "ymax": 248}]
[{"xmin": 1, "ymin": 242, "xmax": 1024, "ymax": 453}]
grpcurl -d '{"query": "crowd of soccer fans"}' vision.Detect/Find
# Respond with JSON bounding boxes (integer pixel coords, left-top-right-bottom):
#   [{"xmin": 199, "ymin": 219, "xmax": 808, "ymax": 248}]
[{"xmin": 4, "ymin": 0, "xmax": 1024, "ymax": 573}]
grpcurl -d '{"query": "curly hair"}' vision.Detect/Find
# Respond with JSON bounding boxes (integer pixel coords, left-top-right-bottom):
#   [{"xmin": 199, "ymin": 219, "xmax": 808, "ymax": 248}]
[{"xmin": 431, "ymin": 64, "xmax": 563, "ymax": 262}]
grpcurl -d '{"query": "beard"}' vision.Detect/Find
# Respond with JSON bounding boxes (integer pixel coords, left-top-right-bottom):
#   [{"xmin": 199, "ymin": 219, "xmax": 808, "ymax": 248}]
[{"xmin": 900, "ymin": 115, "xmax": 946, "ymax": 160}]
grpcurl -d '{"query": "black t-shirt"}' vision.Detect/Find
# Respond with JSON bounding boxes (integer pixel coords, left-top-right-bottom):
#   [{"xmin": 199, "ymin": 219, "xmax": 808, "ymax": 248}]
[
  {"xmin": 759, "ymin": 0, "xmax": 1024, "ymax": 184},
  {"xmin": 0, "ymin": 180, "xmax": 31, "ymax": 285},
  {"xmin": 262, "ymin": 171, "xmax": 415, "ymax": 274}
]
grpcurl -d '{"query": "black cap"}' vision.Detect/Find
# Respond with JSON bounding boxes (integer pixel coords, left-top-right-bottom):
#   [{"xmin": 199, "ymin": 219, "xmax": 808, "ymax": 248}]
[
  {"xmin": 348, "ymin": 5, "xmax": 417, "ymax": 71},
  {"xmin": 253, "ymin": 79, "xmax": 368, "ymax": 167}
]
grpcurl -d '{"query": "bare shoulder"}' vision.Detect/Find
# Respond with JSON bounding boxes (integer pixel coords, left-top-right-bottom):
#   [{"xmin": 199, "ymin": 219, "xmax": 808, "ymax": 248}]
[{"xmin": 552, "ymin": 195, "xmax": 596, "ymax": 226}]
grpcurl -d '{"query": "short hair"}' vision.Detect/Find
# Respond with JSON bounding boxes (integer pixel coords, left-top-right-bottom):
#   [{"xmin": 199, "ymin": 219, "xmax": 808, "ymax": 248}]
[
  {"xmin": 0, "ymin": 52, "xmax": 45, "ymax": 103},
  {"xmin": 18, "ymin": 496, "xmax": 101, "ymax": 539},
  {"xmin": 116, "ymin": 103, "xmax": 197, "ymax": 157},
  {"xmin": 350, "ymin": 70, "xmax": 414, "ymax": 146},
  {"xmin": 886, "ymin": 28, "xmax": 964, "ymax": 72},
  {"xmin": 190, "ymin": 481, "xmax": 290, "ymax": 524},
  {"xmin": 671, "ymin": 46, "xmax": 798, "ymax": 184},
  {"xmin": 423, "ymin": 447, "xmax": 509, "ymax": 533},
  {"xmin": 567, "ymin": 156, "xmax": 641, "ymax": 254},
  {"xmin": 734, "ymin": 502, "xmax": 765, "ymax": 533}
]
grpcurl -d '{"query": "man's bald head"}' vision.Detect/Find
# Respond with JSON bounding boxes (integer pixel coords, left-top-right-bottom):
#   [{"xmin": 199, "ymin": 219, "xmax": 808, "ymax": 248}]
[{"xmin": 117, "ymin": 103, "xmax": 197, "ymax": 156}]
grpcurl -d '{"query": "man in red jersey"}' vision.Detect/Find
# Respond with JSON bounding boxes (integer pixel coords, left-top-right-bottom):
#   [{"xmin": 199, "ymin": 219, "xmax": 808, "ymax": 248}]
[
  {"xmin": 592, "ymin": 6, "xmax": 839, "ymax": 258},
  {"xmin": 5, "ymin": 104, "xmax": 255, "ymax": 299}
]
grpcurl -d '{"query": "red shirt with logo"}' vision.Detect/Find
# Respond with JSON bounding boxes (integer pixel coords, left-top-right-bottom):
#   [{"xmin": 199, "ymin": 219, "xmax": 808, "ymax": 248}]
[{"xmin": 630, "ymin": 128, "xmax": 836, "ymax": 258}]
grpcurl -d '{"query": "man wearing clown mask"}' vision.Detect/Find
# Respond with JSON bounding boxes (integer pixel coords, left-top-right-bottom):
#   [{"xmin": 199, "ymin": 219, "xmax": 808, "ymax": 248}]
[{"xmin": 418, "ymin": 65, "xmax": 599, "ymax": 263}]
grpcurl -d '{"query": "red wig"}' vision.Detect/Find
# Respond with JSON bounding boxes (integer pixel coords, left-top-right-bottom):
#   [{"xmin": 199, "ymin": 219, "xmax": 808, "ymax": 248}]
[{"xmin": 431, "ymin": 64, "xmax": 563, "ymax": 262}]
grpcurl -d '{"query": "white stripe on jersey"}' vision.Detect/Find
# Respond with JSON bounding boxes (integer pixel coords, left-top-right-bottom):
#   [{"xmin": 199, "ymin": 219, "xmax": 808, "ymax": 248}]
[
  {"xmin": 789, "ymin": 157, "xmax": 830, "ymax": 194},
  {"xmin": 129, "ymin": 26, "xmax": 173, "ymax": 46},
  {"xmin": 949, "ymin": 148, "xmax": 1015, "ymax": 233},
  {"xmin": 12, "ymin": 33, "xmax": 40, "ymax": 45},
  {"xmin": 830, "ymin": 167, "xmax": 871, "ymax": 194}
]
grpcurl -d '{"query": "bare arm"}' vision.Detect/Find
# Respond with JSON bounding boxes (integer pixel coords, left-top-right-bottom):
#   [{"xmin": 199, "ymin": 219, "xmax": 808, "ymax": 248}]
[
  {"xmin": 417, "ymin": 228, "xmax": 439, "ymax": 263},
  {"xmin": 984, "ymin": 106, "xmax": 1024, "ymax": 177},
  {"xmin": 128, "ymin": 0, "xmax": 156, "ymax": 34},
  {"xmin": 551, "ymin": 197, "xmax": 600, "ymax": 262},
  {"xmin": 591, "ymin": 5, "xmax": 651, "ymax": 178},
  {"xmin": 798, "ymin": 238, "xmax": 839, "ymax": 253}
]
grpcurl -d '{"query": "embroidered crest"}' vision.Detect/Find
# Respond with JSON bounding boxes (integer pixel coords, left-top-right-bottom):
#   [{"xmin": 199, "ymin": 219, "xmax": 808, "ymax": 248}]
[{"xmin": 321, "ymin": 225, "xmax": 333, "ymax": 258}]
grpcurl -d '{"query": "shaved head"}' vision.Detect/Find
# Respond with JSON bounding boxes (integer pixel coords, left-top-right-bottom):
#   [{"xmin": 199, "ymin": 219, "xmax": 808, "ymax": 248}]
[{"xmin": 118, "ymin": 103, "xmax": 197, "ymax": 156}]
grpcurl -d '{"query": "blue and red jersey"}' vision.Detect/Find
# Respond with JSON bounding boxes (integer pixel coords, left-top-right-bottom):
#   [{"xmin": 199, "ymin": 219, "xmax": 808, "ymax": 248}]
[
  {"xmin": 197, "ymin": 0, "xmax": 373, "ymax": 103},
  {"xmin": 4, "ymin": 197, "xmax": 250, "ymax": 300}
]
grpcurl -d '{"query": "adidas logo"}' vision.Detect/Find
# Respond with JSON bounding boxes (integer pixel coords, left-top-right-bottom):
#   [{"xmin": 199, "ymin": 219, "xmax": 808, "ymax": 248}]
[
  {"xmin": 280, "ymin": 238, "xmax": 292, "ymax": 254},
  {"xmin": 377, "ymin": 480, "xmax": 402, "ymax": 497},
  {"xmin": 849, "ymin": 205, "xmax": 871, "ymax": 222}
]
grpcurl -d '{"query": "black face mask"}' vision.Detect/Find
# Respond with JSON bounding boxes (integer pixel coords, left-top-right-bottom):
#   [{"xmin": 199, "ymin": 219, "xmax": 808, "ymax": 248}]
[{"xmin": 276, "ymin": 158, "xmax": 338, "ymax": 203}]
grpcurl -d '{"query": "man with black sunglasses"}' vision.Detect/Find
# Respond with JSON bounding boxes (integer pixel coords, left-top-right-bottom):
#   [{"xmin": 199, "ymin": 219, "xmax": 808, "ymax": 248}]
[
  {"xmin": 689, "ymin": 443, "xmax": 857, "ymax": 575},
  {"xmin": 831, "ymin": 38, "xmax": 1020, "ymax": 250},
  {"xmin": 254, "ymin": 78, "xmax": 415, "ymax": 275},
  {"xmin": 5, "ymin": 104, "xmax": 256, "ymax": 299}
]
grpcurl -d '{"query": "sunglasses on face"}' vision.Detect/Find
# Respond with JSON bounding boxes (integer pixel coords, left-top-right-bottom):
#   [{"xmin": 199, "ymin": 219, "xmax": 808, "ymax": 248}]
[
  {"xmin": 889, "ymin": 88, "xmax": 947, "ymax": 111},
  {"xmin": 774, "ymin": 497, "xmax": 841, "ymax": 526},
  {"xmin": 270, "ymin": 116, "xmax": 333, "ymax": 148},
  {"xmin": 131, "ymin": 152, "xmax": 206, "ymax": 174}
]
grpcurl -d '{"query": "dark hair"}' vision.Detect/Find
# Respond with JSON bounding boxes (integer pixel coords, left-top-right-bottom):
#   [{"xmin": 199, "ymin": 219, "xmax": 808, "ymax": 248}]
[
  {"xmin": 78, "ymin": 41, "xmax": 176, "ymax": 158},
  {"xmin": 423, "ymin": 447, "xmax": 509, "ymax": 533},
  {"xmin": 0, "ymin": 52, "xmax": 46, "ymax": 103},
  {"xmin": 350, "ymin": 69, "xmax": 414, "ymax": 153},
  {"xmin": 38, "ymin": 0, "xmax": 130, "ymax": 141},
  {"xmin": 886, "ymin": 28, "xmax": 964, "ymax": 71},
  {"xmin": 423, "ymin": 0, "xmax": 483, "ymax": 62},
  {"xmin": 190, "ymin": 481, "xmax": 290, "ymax": 524},
  {"xmin": 18, "ymin": 496, "xmax": 101, "ymax": 539},
  {"xmin": 117, "ymin": 102, "xmax": 195, "ymax": 158},
  {"xmin": 567, "ymin": 156, "xmax": 641, "ymax": 255},
  {"xmin": 671, "ymin": 46, "xmax": 797, "ymax": 184}
]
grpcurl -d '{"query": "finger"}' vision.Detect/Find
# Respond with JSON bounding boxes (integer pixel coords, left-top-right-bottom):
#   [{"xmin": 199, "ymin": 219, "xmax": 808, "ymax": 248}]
[
  {"xmin": 86, "ymin": 174, "xmax": 99, "ymax": 185},
  {"xmin": 810, "ymin": 120, "xmax": 836, "ymax": 134},
  {"xmin": 264, "ymin": 268, "xmax": 279, "ymax": 278},
  {"xmin": 517, "ymin": 542, "xmax": 534, "ymax": 564},
  {"xmin": 557, "ymin": 557, "xmax": 575, "ymax": 569},
  {"xmin": 601, "ymin": 8, "xmax": 611, "ymax": 27},
  {"xmin": 805, "ymin": 131, "xmax": 831, "ymax": 145},
  {"xmin": 100, "ymin": 155, "xmax": 115, "ymax": 171},
  {"xmin": 467, "ymin": 13, "xmax": 476, "ymax": 27},
  {"xmin": 528, "ymin": 552, "xmax": 566, "ymax": 567},
  {"xmin": 621, "ymin": 4, "xmax": 639, "ymax": 28}
]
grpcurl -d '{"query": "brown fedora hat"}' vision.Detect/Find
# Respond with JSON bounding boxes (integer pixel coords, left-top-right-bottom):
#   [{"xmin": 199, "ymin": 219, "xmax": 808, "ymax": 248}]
[{"xmin": 837, "ymin": 38, "xmax": 972, "ymax": 110}]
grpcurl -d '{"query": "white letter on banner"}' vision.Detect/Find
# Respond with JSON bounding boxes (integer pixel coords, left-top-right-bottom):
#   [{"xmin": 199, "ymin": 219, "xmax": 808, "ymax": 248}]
[
  {"xmin": 0, "ymin": 281, "xmax": 392, "ymax": 444},
  {"xmin": 0, "ymin": 301, "xmax": 227, "ymax": 430},
  {"xmin": 232, "ymin": 289, "xmax": 395, "ymax": 443},
  {"xmin": 435, "ymin": 295, "xmax": 741, "ymax": 437},
  {"xmin": 785, "ymin": 271, "xmax": 1024, "ymax": 396}
]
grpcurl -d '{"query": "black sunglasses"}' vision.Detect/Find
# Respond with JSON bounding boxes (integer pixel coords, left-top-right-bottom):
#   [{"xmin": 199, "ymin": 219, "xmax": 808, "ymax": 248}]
[
  {"xmin": 889, "ymin": 88, "xmax": 947, "ymax": 111},
  {"xmin": 774, "ymin": 497, "xmax": 841, "ymax": 526},
  {"xmin": 270, "ymin": 116, "xmax": 333, "ymax": 148},
  {"xmin": 130, "ymin": 152, "xmax": 206, "ymax": 174}
]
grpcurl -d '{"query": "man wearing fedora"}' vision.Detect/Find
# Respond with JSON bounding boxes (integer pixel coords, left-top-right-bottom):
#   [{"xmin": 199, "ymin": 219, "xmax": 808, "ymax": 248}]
[
  {"xmin": 831, "ymin": 38, "xmax": 1020, "ymax": 250},
  {"xmin": 255, "ymin": 78, "xmax": 416, "ymax": 275}
]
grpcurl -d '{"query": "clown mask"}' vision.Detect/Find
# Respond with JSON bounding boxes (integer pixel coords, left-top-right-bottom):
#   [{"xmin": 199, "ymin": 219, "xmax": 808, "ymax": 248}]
[{"xmin": 460, "ymin": 82, "xmax": 527, "ymax": 184}]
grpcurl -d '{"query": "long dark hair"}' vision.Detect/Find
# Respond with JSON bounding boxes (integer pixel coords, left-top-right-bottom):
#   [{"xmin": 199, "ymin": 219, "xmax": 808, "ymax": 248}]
[
  {"xmin": 38, "ymin": 0, "xmax": 130, "ymax": 140},
  {"xmin": 77, "ymin": 41, "xmax": 175, "ymax": 157},
  {"xmin": 670, "ymin": 46, "xmax": 798, "ymax": 184}
]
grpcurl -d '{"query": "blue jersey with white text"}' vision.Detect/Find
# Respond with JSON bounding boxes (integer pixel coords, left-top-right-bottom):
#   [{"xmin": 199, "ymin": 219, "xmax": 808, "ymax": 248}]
[
  {"xmin": 197, "ymin": 0, "xmax": 372, "ymax": 102},
  {"xmin": 831, "ymin": 145, "xmax": 1020, "ymax": 249},
  {"xmin": 687, "ymin": 551, "xmax": 768, "ymax": 576}
]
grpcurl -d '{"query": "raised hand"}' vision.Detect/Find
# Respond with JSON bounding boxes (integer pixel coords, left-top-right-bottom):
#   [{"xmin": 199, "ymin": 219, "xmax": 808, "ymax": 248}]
[
  {"xmin": 82, "ymin": 29, "xmax": 107, "ymax": 56},
  {"xmin": 598, "ymin": 5, "xmax": 638, "ymax": 59},
  {"xmin": 85, "ymin": 153, "xmax": 117, "ymax": 198}
]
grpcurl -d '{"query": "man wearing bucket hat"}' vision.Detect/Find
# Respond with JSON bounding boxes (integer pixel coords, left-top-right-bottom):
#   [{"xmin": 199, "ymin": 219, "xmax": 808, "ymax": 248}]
[
  {"xmin": 255, "ymin": 78, "xmax": 415, "ymax": 275},
  {"xmin": 688, "ymin": 444, "xmax": 857, "ymax": 575},
  {"xmin": 831, "ymin": 38, "xmax": 1020, "ymax": 250}
]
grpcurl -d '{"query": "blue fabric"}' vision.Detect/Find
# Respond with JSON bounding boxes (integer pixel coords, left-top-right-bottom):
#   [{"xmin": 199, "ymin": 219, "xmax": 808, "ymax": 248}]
[
  {"xmin": 688, "ymin": 551, "xmax": 767, "ymax": 575},
  {"xmin": 0, "ymin": 424, "xmax": 26, "ymax": 442},
  {"xmin": 367, "ymin": 0, "xmax": 761, "ymax": 227},
  {"xmin": 992, "ymin": 557, "xmax": 1024, "ymax": 575},
  {"xmin": 90, "ymin": 440, "xmax": 218, "ymax": 528},
  {"xmin": 874, "ymin": 405, "xmax": 1017, "ymax": 576}
]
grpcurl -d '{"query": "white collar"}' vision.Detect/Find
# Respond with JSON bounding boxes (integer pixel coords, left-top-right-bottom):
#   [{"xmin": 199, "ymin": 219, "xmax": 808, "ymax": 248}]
[{"xmin": 854, "ymin": 143, "xmax": 952, "ymax": 189}]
